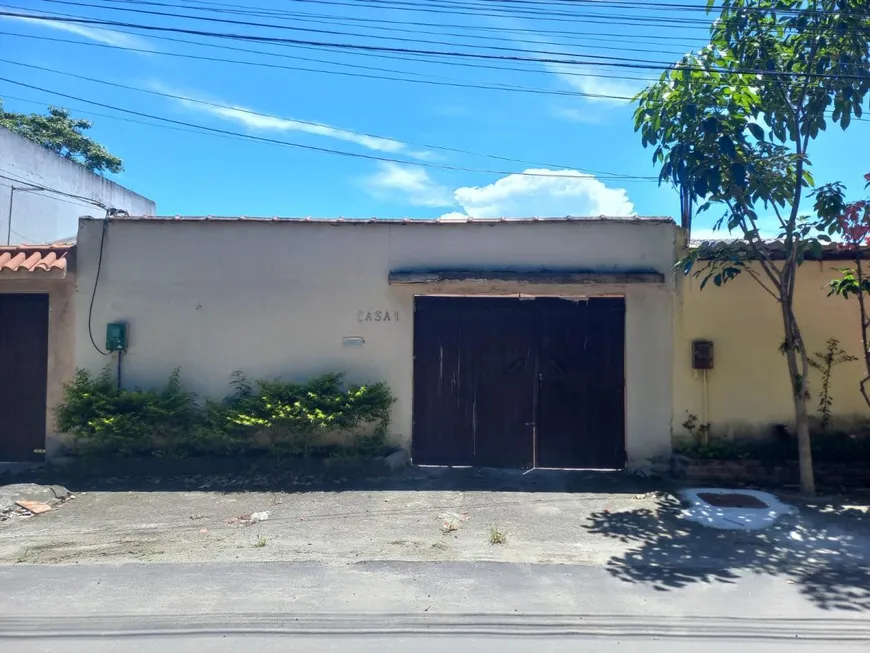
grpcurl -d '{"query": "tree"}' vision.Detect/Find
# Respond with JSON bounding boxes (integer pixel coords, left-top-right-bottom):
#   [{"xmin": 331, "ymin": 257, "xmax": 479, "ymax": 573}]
[
  {"xmin": 634, "ymin": 0, "xmax": 870, "ymax": 496},
  {"xmin": 0, "ymin": 100, "xmax": 123, "ymax": 174},
  {"xmin": 814, "ymin": 173, "xmax": 870, "ymax": 407}
]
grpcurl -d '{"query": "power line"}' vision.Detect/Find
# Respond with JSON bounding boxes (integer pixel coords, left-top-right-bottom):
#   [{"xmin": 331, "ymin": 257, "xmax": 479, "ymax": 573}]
[
  {"xmin": 0, "ymin": 76, "xmax": 662, "ymax": 181},
  {"xmin": 0, "ymin": 170, "xmax": 110, "ymax": 208},
  {"xmin": 26, "ymin": 1, "xmax": 695, "ymax": 65},
  {"xmin": 230, "ymin": 0, "xmax": 870, "ymax": 28},
  {"xmin": 5, "ymin": 18, "xmax": 868, "ymax": 108},
  {"xmin": 0, "ymin": 30, "xmax": 638, "ymax": 101},
  {"xmin": 0, "ymin": 58, "xmax": 658, "ymax": 177},
  {"xmin": 4, "ymin": 10, "xmax": 866, "ymax": 81},
  {"xmin": 32, "ymin": 0, "xmax": 695, "ymax": 57},
  {"xmin": 5, "ymin": 13, "xmax": 868, "ymax": 104},
  {"xmin": 0, "ymin": 27, "xmax": 661, "ymax": 89},
  {"xmin": 1, "ymin": 91, "xmax": 327, "ymax": 146},
  {"xmin": 9, "ymin": 0, "xmax": 715, "ymax": 46}
]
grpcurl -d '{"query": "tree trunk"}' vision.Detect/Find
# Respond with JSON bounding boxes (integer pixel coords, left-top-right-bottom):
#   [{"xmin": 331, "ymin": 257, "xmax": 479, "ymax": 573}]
[
  {"xmin": 791, "ymin": 371, "xmax": 815, "ymax": 496},
  {"xmin": 782, "ymin": 306, "xmax": 815, "ymax": 496}
]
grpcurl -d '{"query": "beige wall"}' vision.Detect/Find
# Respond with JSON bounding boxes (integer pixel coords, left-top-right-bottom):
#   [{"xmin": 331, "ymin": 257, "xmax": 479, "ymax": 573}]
[
  {"xmin": 674, "ymin": 261, "xmax": 869, "ymax": 439},
  {"xmin": 75, "ymin": 218, "xmax": 678, "ymax": 466},
  {"xmin": 0, "ymin": 275, "xmax": 76, "ymax": 457}
]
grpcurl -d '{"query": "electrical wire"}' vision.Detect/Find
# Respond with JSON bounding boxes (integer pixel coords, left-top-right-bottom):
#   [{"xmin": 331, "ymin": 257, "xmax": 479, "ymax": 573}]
[
  {"xmin": 0, "ymin": 59, "xmax": 659, "ymax": 177},
  {"xmin": 87, "ymin": 217, "xmax": 110, "ymax": 355},
  {"xmin": 4, "ymin": 10, "xmax": 866, "ymax": 81},
  {"xmin": 80, "ymin": 0, "xmax": 704, "ymax": 52},
  {"xmin": 31, "ymin": 0, "xmax": 699, "ymax": 59},
  {"xmin": 5, "ymin": 0, "xmax": 715, "ymax": 46},
  {"xmin": 0, "ymin": 76, "xmax": 663, "ymax": 180},
  {"xmin": 0, "ymin": 29, "xmax": 662, "ymax": 90},
  {"xmin": 0, "ymin": 170, "xmax": 110, "ymax": 208}
]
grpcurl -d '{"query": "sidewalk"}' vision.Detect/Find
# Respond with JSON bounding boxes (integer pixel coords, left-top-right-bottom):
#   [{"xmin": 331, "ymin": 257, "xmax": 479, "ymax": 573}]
[
  {"xmin": 0, "ymin": 467, "xmax": 662, "ymax": 565},
  {"xmin": 0, "ymin": 466, "xmax": 868, "ymax": 612}
]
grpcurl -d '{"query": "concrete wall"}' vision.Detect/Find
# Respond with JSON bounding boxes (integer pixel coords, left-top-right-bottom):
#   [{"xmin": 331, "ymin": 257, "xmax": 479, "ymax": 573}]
[
  {"xmin": 674, "ymin": 261, "xmax": 869, "ymax": 439},
  {"xmin": 74, "ymin": 218, "xmax": 678, "ymax": 466},
  {"xmin": 0, "ymin": 127, "xmax": 155, "ymax": 245},
  {"xmin": 0, "ymin": 275, "xmax": 76, "ymax": 457}
]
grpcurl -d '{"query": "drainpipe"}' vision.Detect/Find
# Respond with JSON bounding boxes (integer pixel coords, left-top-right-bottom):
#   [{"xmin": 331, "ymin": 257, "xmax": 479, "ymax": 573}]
[{"xmin": 5, "ymin": 186, "xmax": 15, "ymax": 245}]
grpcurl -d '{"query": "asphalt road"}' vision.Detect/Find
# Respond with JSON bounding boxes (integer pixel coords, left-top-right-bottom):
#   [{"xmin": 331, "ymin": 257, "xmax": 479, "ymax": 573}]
[{"xmin": 1, "ymin": 560, "xmax": 868, "ymax": 651}]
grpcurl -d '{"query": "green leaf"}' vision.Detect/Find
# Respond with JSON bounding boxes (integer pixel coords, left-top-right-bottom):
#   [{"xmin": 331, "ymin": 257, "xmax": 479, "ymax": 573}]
[
  {"xmin": 747, "ymin": 122, "xmax": 765, "ymax": 141},
  {"xmin": 719, "ymin": 135, "xmax": 737, "ymax": 158}
]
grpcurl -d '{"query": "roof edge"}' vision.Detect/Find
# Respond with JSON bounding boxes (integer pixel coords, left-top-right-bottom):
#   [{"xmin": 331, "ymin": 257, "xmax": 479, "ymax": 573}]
[{"xmin": 79, "ymin": 215, "xmax": 675, "ymax": 225}]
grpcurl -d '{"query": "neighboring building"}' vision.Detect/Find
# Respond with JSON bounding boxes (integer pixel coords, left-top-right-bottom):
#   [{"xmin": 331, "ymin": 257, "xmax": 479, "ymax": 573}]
[
  {"xmin": 0, "ymin": 243, "xmax": 75, "ymax": 462},
  {"xmin": 74, "ymin": 215, "xmax": 678, "ymax": 469},
  {"xmin": 674, "ymin": 247, "xmax": 867, "ymax": 441},
  {"xmin": 0, "ymin": 127, "xmax": 155, "ymax": 246}
]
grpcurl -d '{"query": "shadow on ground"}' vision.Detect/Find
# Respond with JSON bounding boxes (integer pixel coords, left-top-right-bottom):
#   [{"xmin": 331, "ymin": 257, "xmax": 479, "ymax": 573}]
[
  {"xmin": 584, "ymin": 494, "xmax": 870, "ymax": 613},
  {"xmin": 0, "ymin": 465, "xmax": 663, "ymax": 495}
]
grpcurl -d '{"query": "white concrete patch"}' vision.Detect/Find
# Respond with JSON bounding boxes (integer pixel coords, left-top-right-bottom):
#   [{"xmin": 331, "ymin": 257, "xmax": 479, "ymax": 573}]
[{"xmin": 678, "ymin": 488, "xmax": 797, "ymax": 531}]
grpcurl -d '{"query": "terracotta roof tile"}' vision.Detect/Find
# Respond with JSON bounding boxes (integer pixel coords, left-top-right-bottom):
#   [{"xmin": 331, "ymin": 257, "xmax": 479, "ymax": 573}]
[{"xmin": 0, "ymin": 244, "xmax": 72, "ymax": 275}]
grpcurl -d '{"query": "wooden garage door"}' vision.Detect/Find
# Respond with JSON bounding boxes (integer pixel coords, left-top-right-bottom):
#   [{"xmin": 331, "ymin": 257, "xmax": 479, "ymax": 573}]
[
  {"xmin": 0, "ymin": 294, "xmax": 49, "ymax": 462},
  {"xmin": 412, "ymin": 296, "xmax": 625, "ymax": 469}
]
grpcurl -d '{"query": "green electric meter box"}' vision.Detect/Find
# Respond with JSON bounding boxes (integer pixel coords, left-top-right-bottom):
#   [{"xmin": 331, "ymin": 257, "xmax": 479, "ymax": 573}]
[{"xmin": 106, "ymin": 322, "xmax": 128, "ymax": 352}]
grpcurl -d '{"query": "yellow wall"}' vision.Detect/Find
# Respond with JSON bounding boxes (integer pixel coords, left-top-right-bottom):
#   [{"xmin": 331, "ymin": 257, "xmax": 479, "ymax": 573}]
[{"xmin": 674, "ymin": 260, "xmax": 869, "ymax": 439}]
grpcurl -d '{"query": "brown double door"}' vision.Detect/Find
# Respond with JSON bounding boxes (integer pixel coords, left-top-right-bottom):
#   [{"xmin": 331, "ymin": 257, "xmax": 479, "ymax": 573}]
[
  {"xmin": 0, "ymin": 294, "xmax": 49, "ymax": 462},
  {"xmin": 413, "ymin": 296, "xmax": 625, "ymax": 469}
]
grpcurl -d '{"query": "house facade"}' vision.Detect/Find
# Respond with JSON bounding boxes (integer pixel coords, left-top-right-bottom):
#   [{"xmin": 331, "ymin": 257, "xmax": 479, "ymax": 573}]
[
  {"xmin": 674, "ymin": 259, "xmax": 867, "ymax": 440},
  {"xmin": 73, "ymin": 216, "xmax": 678, "ymax": 469},
  {"xmin": 0, "ymin": 244, "xmax": 75, "ymax": 462},
  {"xmin": 0, "ymin": 127, "xmax": 155, "ymax": 246},
  {"xmin": 3, "ymin": 214, "xmax": 866, "ymax": 467}
]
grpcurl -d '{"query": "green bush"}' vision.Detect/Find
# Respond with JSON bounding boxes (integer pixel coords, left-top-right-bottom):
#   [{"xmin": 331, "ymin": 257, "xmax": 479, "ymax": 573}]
[
  {"xmin": 55, "ymin": 368, "xmax": 197, "ymax": 456},
  {"xmin": 55, "ymin": 369, "xmax": 395, "ymax": 458},
  {"xmin": 675, "ymin": 431, "xmax": 870, "ymax": 464}
]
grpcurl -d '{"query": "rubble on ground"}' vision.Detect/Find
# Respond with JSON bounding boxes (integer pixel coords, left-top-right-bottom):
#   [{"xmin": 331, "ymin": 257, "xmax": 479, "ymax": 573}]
[{"xmin": 0, "ymin": 483, "xmax": 72, "ymax": 522}]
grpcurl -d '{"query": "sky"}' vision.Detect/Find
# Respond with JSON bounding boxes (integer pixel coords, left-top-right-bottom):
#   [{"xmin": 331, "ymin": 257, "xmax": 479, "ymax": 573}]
[{"xmin": 1, "ymin": 0, "xmax": 868, "ymax": 235}]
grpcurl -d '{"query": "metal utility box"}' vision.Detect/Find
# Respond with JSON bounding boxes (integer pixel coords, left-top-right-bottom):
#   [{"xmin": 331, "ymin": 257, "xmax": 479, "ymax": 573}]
[
  {"xmin": 106, "ymin": 322, "xmax": 128, "ymax": 352},
  {"xmin": 692, "ymin": 339, "xmax": 714, "ymax": 369}
]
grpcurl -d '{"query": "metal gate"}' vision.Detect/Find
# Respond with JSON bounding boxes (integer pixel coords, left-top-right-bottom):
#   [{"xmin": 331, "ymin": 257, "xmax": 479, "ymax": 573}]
[
  {"xmin": 412, "ymin": 296, "xmax": 625, "ymax": 469},
  {"xmin": 0, "ymin": 294, "xmax": 49, "ymax": 462}
]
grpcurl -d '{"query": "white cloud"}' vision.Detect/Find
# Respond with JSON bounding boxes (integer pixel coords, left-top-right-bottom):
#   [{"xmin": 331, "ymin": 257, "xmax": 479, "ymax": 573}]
[
  {"xmin": 165, "ymin": 89, "xmax": 419, "ymax": 156},
  {"xmin": 362, "ymin": 165, "xmax": 635, "ymax": 217},
  {"xmin": 542, "ymin": 61, "xmax": 641, "ymax": 106},
  {"xmin": 550, "ymin": 105, "xmax": 606, "ymax": 124},
  {"xmin": 448, "ymin": 169, "xmax": 635, "ymax": 218},
  {"xmin": 363, "ymin": 163, "xmax": 453, "ymax": 207},
  {"xmin": 3, "ymin": 15, "xmax": 150, "ymax": 48}
]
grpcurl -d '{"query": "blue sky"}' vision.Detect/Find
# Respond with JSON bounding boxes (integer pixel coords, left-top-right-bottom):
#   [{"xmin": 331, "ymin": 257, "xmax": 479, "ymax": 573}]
[{"xmin": 1, "ymin": 0, "xmax": 868, "ymax": 234}]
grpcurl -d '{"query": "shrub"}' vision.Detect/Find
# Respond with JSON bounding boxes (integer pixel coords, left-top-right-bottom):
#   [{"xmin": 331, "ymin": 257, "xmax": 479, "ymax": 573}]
[
  {"xmin": 200, "ymin": 372, "xmax": 394, "ymax": 455},
  {"xmin": 55, "ymin": 367, "xmax": 197, "ymax": 456},
  {"xmin": 56, "ymin": 369, "xmax": 396, "ymax": 458},
  {"xmin": 675, "ymin": 431, "xmax": 870, "ymax": 464}
]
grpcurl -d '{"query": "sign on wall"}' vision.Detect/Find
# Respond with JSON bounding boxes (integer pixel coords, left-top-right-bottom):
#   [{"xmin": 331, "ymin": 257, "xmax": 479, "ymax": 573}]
[{"xmin": 357, "ymin": 309, "xmax": 399, "ymax": 323}]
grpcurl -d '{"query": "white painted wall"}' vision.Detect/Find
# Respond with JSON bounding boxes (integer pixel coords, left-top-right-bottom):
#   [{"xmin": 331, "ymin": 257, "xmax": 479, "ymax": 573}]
[
  {"xmin": 74, "ymin": 217, "xmax": 678, "ymax": 465},
  {"xmin": 0, "ymin": 127, "xmax": 155, "ymax": 245}
]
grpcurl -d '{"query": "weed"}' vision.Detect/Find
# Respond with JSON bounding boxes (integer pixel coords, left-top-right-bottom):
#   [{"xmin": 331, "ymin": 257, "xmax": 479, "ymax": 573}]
[
  {"xmin": 808, "ymin": 338, "xmax": 858, "ymax": 431},
  {"xmin": 430, "ymin": 541, "xmax": 448, "ymax": 551},
  {"xmin": 253, "ymin": 534, "xmax": 267, "ymax": 548},
  {"xmin": 682, "ymin": 412, "xmax": 711, "ymax": 445},
  {"xmin": 489, "ymin": 526, "xmax": 508, "ymax": 545},
  {"xmin": 440, "ymin": 520, "xmax": 458, "ymax": 534}
]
